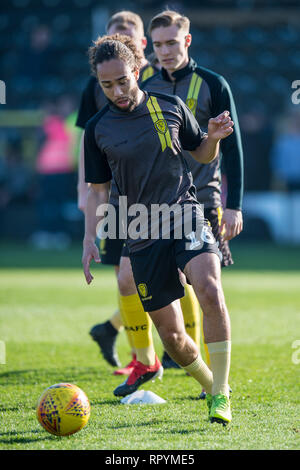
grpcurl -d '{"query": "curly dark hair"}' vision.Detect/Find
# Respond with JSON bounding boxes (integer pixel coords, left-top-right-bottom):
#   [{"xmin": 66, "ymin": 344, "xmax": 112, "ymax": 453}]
[{"xmin": 88, "ymin": 33, "xmax": 143, "ymax": 76}]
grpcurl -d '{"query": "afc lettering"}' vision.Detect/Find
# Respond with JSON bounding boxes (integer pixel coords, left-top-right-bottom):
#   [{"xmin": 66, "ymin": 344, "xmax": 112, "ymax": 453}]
[{"xmin": 124, "ymin": 324, "xmax": 147, "ymax": 332}]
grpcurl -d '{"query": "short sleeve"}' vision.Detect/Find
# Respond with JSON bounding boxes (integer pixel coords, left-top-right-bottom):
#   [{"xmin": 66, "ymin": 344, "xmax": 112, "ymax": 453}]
[
  {"xmin": 76, "ymin": 77, "xmax": 99, "ymax": 129},
  {"xmin": 178, "ymin": 99, "xmax": 207, "ymax": 151},
  {"xmin": 84, "ymin": 117, "xmax": 112, "ymax": 184}
]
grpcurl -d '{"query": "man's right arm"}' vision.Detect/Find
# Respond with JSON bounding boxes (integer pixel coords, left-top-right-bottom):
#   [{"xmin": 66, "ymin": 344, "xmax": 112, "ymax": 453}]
[
  {"xmin": 77, "ymin": 130, "xmax": 89, "ymax": 212},
  {"xmin": 82, "ymin": 115, "xmax": 112, "ymax": 284},
  {"xmin": 76, "ymin": 77, "xmax": 99, "ymax": 212},
  {"xmin": 83, "ymin": 182, "xmax": 110, "ymax": 284}
]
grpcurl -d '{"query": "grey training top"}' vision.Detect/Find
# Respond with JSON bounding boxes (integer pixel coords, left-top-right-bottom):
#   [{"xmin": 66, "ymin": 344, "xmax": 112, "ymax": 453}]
[
  {"xmin": 76, "ymin": 63, "xmax": 159, "ymax": 207},
  {"xmin": 84, "ymin": 91, "xmax": 206, "ymax": 253}
]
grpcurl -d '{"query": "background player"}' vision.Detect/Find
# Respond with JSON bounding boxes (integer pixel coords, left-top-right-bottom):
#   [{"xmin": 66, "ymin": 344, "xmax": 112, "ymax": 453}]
[
  {"xmin": 143, "ymin": 10, "xmax": 244, "ymax": 377},
  {"xmin": 114, "ymin": 9, "xmax": 244, "ymax": 396}
]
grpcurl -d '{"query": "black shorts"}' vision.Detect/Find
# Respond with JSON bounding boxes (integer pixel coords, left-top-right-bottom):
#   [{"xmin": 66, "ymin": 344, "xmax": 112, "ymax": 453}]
[
  {"xmin": 122, "ymin": 207, "xmax": 233, "ymax": 267},
  {"xmin": 129, "ymin": 222, "xmax": 221, "ymax": 312},
  {"xmin": 98, "ymin": 206, "xmax": 125, "ymax": 266},
  {"xmin": 204, "ymin": 207, "xmax": 233, "ymax": 267},
  {"xmin": 98, "ymin": 237, "xmax": 124, "ymax": 266},
  {"xmin": 121, "ymin": 242, "xmax": 129, "ymax": 258}
]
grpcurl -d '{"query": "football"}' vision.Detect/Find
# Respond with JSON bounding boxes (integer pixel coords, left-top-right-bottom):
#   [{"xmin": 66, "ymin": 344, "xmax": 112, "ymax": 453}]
[{"xmin": 37, "ymin": 383, "xmax": 91, "ymax": 436}]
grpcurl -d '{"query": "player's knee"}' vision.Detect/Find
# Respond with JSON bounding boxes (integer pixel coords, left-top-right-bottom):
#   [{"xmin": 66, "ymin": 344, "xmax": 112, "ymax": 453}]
[
  {"xmin": 200, "ymin": 279, "xmax": 224, "ymax": 311},
  {"xmin": 160, "ymin": 329, "xmax": 185, "ymax": 351},
  {"xmin": 118, "ymin": 269, "xmax": 136, "ymax": 296}
]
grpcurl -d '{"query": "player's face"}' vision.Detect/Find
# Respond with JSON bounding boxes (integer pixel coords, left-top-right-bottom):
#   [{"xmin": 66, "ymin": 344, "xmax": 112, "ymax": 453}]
[
  {"xmin": 97, "ymin": 58, "xmax": 140, "ymax": 112},
  {"xmin": 108, "ymin": 22, "xmax": 147, "ymax": 52},
  {"xmin": 151, "ymin": 24, "xmax": 191, "ymax": 73}
]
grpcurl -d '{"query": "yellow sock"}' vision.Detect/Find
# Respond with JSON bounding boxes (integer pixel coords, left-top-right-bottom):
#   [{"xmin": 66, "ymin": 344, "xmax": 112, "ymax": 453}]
[
  {"xmin": 119, "ymin": 293, "xmax": 155, "ymax": 366},
  {"xmin": 180, "ymin": 284, "xmax": 201, "ymax": 349},
  {"xmin": 109, "ymin": 310, "xmax": 124, "ymax": 332},
  {"xmin": 200, "ymin": 310, "xmax": 211, "ymax": 368},
  {"xmin": 183, "ymin": 355, "xmax": 213, "ymax": 394},
  {"xmin": 199, "ymin": 205, "xmax": 223, "ymax": 369},
  {"xmin": 207, "ymin": 341, "xmax": 231, "ymax": 397},
  {"xmin": 118, "ymin": 293, "xmax": 135, "ymax": 355}
]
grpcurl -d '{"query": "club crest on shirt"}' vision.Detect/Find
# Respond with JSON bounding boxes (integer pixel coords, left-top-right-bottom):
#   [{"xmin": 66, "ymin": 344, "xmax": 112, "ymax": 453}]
[
  {"xmin": 154, "ymin": 119, "xmax": 167, "ymax": 135},
  {"xmin": 138, "ymin": 283, "xmax": 148, "ymax": 298},
  {"xmin": 186, "ymin": 98, "xmax": 196, "ymax": 113}
]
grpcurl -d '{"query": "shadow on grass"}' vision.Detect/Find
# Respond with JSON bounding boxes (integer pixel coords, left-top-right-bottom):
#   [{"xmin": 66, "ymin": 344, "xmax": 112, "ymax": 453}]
[
  {"xmin": 0, "ymin": 429, "xmax": 57, "ymax": 445},
  {"xmin": 0, "ymin": 406, "xmax": 20, "ymax": 412},
  {"xmin": 0, "ymin": 369, "xmax": 39, "ymax": 378},
  {"xmin": 0, "ymin": 367, "xmax": 104, "ymax": 386},
  {"xmin": 91, "ymin": 399, "xmax": 120, "ymax": 407},
  {"xmin": 175, "ymin": 395, "xmax": 207, "ymax": 402},
  {"xmin": 156, "ymin": 428, "xmax": 202, "ymax": 435},
  {"xmin": 107, "ymin": 420, "xmax": 167, "ymax": 430},
  {"xmin": 106, "ymin": 421, "xmax": 209, "ymax": 435},
  {"xmin": 0, "ymin": 369, "xmax": 45, "ymax": 387}
]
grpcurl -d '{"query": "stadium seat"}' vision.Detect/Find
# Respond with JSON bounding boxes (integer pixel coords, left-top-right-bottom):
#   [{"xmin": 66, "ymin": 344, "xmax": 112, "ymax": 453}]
[
  {"xmin": 223, "ymin": 50, "xmax": 246, "ymax": 68},
  {"xmin": 290, "ymin": 50, "xmax": 300, "ymax": 67},
  {"xmin": 211, "ymin": 26, "xmax": 234, "ymax": 45},
  {"xmin": 41, "ymin": 0, "xmax": 63, "ymax": 7},
  {"xmin": 0, "ymin": 13, "xmax": 9, "ymax": 32},
  {"xmin": 276, "ymin": 25, "xmax": 299, "ymax": 44},
  {"xmin": 73, "ymin": 0, "xmax": 93, "ymax": 7},
  {"xmin": 52, "ymin": 14, "xmax": 71, "ymax": 32},
  {"xmin": 256, "ymin": 51, "xmax": 278, "ymax": 68}
]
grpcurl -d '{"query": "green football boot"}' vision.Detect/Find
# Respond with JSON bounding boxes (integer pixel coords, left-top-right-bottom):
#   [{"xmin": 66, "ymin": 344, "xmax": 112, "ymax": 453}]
[
  {"xmin": 209, "ymin": 394, "xmax": 232, "ymax": 426},
  {"xmin": 206, "ymin": 393, "xmax": 212, "ymax": 417}
]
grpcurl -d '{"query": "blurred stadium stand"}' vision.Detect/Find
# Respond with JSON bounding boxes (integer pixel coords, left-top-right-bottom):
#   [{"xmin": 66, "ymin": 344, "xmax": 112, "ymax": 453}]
[
  {"xmin": 0, "ymin": 0, "xmax": 300, "ymax": 245},
  {"xmin": 1, "ymin": 1, "xmax": 299, "ymax": 110}
]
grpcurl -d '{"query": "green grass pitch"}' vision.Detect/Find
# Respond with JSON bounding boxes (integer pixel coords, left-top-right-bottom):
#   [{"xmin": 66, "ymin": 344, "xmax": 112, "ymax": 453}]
[{"xmin": 0, "ymin": 241, "xmax": 299, "ymax": 450}]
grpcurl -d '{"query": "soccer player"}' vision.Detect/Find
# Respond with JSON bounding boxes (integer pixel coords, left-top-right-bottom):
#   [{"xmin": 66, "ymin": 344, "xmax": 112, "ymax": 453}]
[
  {"xmin": 76, "ymin": 11, "xmax": 159, "ymax": 368},
  {"xmin": 82, "ymin": 34, "xmax": 234, "ymax": 425},
  {"xmin": 145, "ymin": 10, "xmax": 243, "ymax": 247},
  {"xmin": 117, "ymin": 10, "xmax": 244, "ymax": 386},
  {"xmin": 82, "ymin": 13, "xmax": 199, "ymax": 378}
]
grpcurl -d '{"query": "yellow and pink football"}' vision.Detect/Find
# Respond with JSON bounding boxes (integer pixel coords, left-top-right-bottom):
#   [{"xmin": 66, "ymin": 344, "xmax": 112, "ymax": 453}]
[{"xmin": 37, "ymin": 383, "xmax": 90, "ymax": 436}]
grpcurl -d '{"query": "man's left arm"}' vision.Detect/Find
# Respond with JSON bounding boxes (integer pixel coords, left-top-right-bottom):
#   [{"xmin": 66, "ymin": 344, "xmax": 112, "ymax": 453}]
[
  {"xmin": 178, "ymin": 98, "xmax": 234, "ymax": 164},
  {"xmin": 189, "ymin": 111, "xmax": 234, "ymax": 164},
  {"xmin": 213, "ymin": 77, "xmax": 244, "ymax": 240}
]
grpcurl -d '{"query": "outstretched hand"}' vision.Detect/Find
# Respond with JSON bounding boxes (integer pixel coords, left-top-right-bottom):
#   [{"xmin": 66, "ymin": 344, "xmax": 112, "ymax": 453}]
[{"xmin": 208, "ymin": 111, "xmax": 234, "ymax": 141}]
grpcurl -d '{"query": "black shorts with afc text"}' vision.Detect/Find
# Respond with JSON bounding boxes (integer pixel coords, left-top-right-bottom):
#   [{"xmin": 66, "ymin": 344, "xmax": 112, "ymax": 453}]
[
  {"xmin": 129, "ymin": 221, "xmax": 221, "ymax": 312},
  {"xmin": 122, "ymin": 206, "xmax": 233, "ymax": 268}
]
